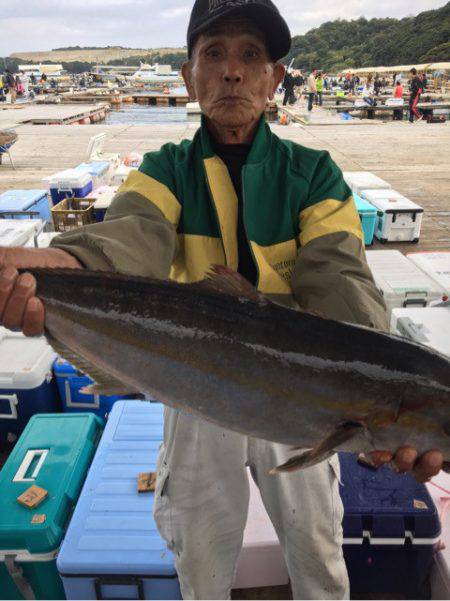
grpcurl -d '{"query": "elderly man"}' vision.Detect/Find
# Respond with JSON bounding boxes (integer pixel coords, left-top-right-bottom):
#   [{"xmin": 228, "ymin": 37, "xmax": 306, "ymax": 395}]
[{"xmin": 0, "ymin": 0, "xmax": 445, "ymax": 599}]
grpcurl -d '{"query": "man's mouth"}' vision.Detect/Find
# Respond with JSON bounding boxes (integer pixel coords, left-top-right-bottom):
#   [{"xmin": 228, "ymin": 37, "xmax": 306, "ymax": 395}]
[{"xmin": 217, "ymin": 96, "xmax": 250, "ymax": 103}]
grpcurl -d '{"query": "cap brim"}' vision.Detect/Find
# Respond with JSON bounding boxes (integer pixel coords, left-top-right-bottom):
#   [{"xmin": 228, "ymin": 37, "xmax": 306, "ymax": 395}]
[{"xmin": 188, "ymin": 4, "xmax": 291, "ymax": 61}]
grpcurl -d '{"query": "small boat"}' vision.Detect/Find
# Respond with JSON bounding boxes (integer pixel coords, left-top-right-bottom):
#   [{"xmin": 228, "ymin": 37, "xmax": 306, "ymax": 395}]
[
  {"xmin": 131, "ymin": 63, "xmax": 180, "ymax": 83},
  {"xmin": 0, "ymin": 130, "xmax": 18, "ymax": 167}
]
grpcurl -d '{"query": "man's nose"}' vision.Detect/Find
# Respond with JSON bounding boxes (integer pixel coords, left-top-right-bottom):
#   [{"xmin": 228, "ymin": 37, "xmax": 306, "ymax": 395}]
[{"xmin": 223, "ymin": 58, "xmax": 243, "ymax": 83}]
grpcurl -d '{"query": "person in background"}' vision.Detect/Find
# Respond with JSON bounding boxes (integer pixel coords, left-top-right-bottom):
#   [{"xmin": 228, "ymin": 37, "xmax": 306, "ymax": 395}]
[
  {"xmin": 307, "ymin": 69, "xmax": 317, "ymax": 111},
  {"xmin": 394, "ymin": 80, "xmax": 404, "ymax": 99},
  {"xmin": 409, "ymin": 67, "xmax": 423, "ymax": 123},
  {"xmin": 4, "ymin": 69, "xmax": 16, "ymax": 103},
  {"xmin": 315, "ymin": 71, "xmax": 324, "ymax": 105},
  {"xmin": 30, "ymin": 73, "xmax": 37, "ymax": 86},
  {"xmin": 421, "ymin": 72, "xmax": 428, "ymax": 91},
  {"xmin": 374, "ymin": 75, "xmax": 382, "ymax": 97},
  {"xmin": 282, "ymin": 69, "xmax": 295, "ymax": 106},
  {"xmin": 362, "ymin": 76, "xmax": 375, "ymax": 107}
]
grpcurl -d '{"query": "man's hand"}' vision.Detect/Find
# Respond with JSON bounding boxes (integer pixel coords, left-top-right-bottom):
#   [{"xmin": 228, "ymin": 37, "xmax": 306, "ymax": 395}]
[
  {"xmin": 0, "ymin": 247, "xmax": 82, "ymax": 336},
  {"xmin": 367, "ymin": 447, "xmax": 443, "ymax": 483}
]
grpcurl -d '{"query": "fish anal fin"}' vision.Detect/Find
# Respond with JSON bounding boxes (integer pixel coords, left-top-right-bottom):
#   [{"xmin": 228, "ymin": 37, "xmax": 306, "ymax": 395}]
[
  {"xmin": 192, "ymin": 265, "xmax": 267, "ymax": 304},
  {"xmin": 272, "ymin": 421, "xmax": 365, "ymax": 474}
]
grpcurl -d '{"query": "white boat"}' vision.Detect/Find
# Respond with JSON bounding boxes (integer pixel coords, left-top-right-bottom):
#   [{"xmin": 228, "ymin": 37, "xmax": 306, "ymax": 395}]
[{"xmin": 131, "ymin": 63, "xmax": 180, "ymax": 83}]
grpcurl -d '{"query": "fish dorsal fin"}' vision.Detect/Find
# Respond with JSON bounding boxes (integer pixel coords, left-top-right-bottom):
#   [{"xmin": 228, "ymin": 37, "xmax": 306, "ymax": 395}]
[
  {"xmin": 193, "ymin": 265, "xmax": 267, "ymax": 304},
  {"xmin": 49, "ymin": 335, "xmax": 139, "ymax": 397}
]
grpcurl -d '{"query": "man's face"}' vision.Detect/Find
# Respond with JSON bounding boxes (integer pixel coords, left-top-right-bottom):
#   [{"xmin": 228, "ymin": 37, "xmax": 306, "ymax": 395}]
[{"xmin": 183, "ymin": 19, "xmax": 284, "ymax": 131}]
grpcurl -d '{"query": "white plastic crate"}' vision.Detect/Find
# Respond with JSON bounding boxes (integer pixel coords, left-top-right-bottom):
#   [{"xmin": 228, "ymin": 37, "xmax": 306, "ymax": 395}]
[
  {"xmin": 343, "ymin": 172, "xmax": 391, "ymax": 196},
  {"xmin": 361, "ymin": 189, "xmax": 423, "ymax": 243},
  {"xmin": 234, "ymin": 470, "xmax": 289, "ymax": 589},
  {"xmin": 407, "ymin": 252, "xmax": 450, "ymax": 299},
  {"xmin": 366, "ymin": 250, "xmax": 446, "ymax": 316}
]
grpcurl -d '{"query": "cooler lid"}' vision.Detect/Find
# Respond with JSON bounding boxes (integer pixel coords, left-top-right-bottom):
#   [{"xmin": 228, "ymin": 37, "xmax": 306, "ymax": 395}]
[
  {"xmin": 0, "ymin": 413, "xmax": 103, "ymax": 555},
  {"xmin": 343, "ymin": 172, "xmax": 391, "ymax": 191},
  {"xmin": 0, "ymin": 220, "xmax": 42, "ymax": 247},
  {"xmin": 366, "ymin": 250, "xmax": 445, "ymax": 299},
  {"xmin": 407, "ymin": 252, "xmax": 450, "ymax": 294},
  {"xmin": 75, "ymin": 161, "xmax": 110, "ymax": 177},
  {"xmin": 339, "ymin": 453, "xmax": 441, "ymax": 545},
  {"xmin": 361, "ymin": 189, "xmax": 423, "ymax": 213},
  {"xmin": 353, "ymin": 194, "xmax": 377, "ymax": 214},
  {"xmin": 48, "ymin": 169, "xmax": 92, "ymax": 188},
  {"xmin": 0, "ymin": 190, "xmax": 47, "ymax": 212},
  {"xmin": 57, "ymin": 401, "xmax": 177, "ymax": 576},
  {"xmin": 0, "ymin": 328, "xmax": 57, "ymax": 389}
]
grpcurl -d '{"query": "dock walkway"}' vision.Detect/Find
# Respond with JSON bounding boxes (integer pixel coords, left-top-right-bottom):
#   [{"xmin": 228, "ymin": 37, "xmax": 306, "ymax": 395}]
[{"xmin": 0, "ymin": 120, "xmax": 448, "ymax": 253}]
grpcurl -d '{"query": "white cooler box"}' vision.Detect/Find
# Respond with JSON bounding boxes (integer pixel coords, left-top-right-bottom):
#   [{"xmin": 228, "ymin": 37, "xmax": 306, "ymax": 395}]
[
  {"xmin": 44, "ymin": 169, "xmax": 93, "ymax": 206},
  {"xmin": 407, "ymin": 252, "xmax": 450, "ymax": 299},
  {"xmin": 343, "ymin": 172, "xmax": 391, "ymax": 196},
  {"xmin": 366, "ymin": 250, "xmax": 446, "ymax": 316},
  {"xmin": 390, "ymin": 306, "xmax": 450, "ymax": 356},
  {"xmin": 0, "ymin": 219, "xmax": 44, "ymax": 247},
  {"xmin": 234, "ymin": 470, "xmax": 289, "ymax": 589},
  {"xmin": 0, "ymin": 328, "xmax": 59, "ymax": 448},
  {"xmin": 361, "ymin": 189, "xmax": 424, "ymax": 243}
]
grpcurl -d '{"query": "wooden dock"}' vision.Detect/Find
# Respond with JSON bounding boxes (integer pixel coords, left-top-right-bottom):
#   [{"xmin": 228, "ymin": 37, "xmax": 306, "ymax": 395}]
[
  {"xmin": 0, "ymin": 120, "xmax": 448, "ymax": 253},
  {"xmin": 0, "ymin": 103, "xmax": 110, "ymax": 128}
]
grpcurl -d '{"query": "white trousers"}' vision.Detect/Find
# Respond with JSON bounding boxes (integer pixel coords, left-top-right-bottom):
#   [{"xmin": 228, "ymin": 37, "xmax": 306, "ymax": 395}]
[{"xmin": 154, "ymin": 407, "xmax": 349, "ymax": 600}]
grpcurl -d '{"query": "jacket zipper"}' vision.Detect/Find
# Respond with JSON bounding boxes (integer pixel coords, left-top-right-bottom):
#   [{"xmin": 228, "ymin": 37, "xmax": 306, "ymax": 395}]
[{"xmin": 242, "ymin": 165, "xmax": 260, "ymax": 288}]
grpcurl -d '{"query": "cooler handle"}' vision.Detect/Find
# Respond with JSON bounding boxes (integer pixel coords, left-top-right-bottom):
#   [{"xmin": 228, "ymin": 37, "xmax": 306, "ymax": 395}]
[
  {"xmin": 13, "ymin": 449, "xmax": 49, "ymax": 482},
  {"xmin": 396, "ymin": 317, "xmax": 429, "ymax": 344},
  {"xmin": 4, "ymin": 555, "xmax": 36, "ymax": 600},
  {"xmin": 95, "ymin": 576, "xmax": 145, "ymax": 600},
  {"xmin": 0, "ymin": 394, "xmax": 18, "ymax": 420}
]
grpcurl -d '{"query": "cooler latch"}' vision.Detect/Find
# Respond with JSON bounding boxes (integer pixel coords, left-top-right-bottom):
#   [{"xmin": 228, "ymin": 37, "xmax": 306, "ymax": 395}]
[
  {"xmin": 0, "ymin": 394, "xmax": 18, "ymax": 420},
  {"xmin": 4, "ymin": 555, "xmax": 36, "ymax": 600}
]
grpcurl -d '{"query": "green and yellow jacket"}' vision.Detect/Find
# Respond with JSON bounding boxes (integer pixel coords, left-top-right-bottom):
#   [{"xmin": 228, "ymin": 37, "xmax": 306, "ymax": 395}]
[{"xmin": 52, "ymin": 116, "xmax": 387, "ymax": 329}]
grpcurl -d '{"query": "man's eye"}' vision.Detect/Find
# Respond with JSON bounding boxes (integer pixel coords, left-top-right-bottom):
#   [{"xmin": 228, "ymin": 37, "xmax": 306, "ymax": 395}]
[
  {"xmin": 244, "ymin": 49, "xmax": 259, "ymax": 59},
  {"xmin": 206, "ymin": 49, "xmax": 221, "ymax": 59}
]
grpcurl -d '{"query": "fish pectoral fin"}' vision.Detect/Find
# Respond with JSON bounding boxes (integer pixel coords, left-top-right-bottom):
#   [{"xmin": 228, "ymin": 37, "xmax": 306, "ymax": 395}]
[
  {"xmin": 272, "ymin": 421, "xmax": 365, "ymax": 474},
  {"xmin": 192, "ymin": 265, "xmax": 267, "ymax": 304},
  {"xmin": 80, "ymin": 383, "xmax": 138, "ymax": 397}
]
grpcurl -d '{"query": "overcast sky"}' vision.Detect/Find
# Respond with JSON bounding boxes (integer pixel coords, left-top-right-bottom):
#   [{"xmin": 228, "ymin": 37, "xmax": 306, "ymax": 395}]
[{"xmin": 1, "ymin": 0, "xmax": 446, "ymax": 56}]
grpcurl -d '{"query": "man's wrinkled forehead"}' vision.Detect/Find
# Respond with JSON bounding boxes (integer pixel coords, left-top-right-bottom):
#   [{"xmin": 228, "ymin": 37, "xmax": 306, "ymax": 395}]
[{"xmin": 193, "ymin": 17, "xmax": 269, "ymax": 52}]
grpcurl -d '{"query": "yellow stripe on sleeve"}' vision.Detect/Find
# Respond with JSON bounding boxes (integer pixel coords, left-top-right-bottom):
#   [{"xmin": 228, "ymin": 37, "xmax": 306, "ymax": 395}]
[
  {"xmin": 299, "ymin": 196, "xmax": 364, "ymax": 247},
  {"xmin": 119, "ymin": 169, "xmax": 181, "ymax": 226}
]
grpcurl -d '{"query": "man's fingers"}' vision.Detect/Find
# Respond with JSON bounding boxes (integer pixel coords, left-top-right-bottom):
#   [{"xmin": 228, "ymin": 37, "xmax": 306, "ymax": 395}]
[
  {"xmin": 391, "ymin": 446, "xmax": 419, "ymax": 474},
  {"xmin": 413, "ymin": 450, "xmax": 443, "ymax": 483},
  {"xmin": 22, "ymin": 297, "xmax": 45, "ymax": 337},
  {"xmin": 0, "ymin": 266, "xmax": 19, "ymax": 316},
  {"xmin": 366, "ymin": 450, "xmax": 392, "ymax": 468},
  {"xmin": 2, "ymin": 272, "xmax": 36, "ymax": 331}
]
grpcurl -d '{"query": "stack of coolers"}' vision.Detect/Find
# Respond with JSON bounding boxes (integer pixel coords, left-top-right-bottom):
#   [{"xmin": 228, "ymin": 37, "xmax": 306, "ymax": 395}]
[
  {"xmin": 344, "ymin": 171, "xmax": 424, "ymax": 244},
  {"xmin": 0, "ymin": 413, "xmax": 103, "ymax": 600},
  {"xmin": 57, "ymin": 401, "xmax": 182, "ymax": 600},
  {"xmin": 0, "ymin": 329, "xmax": 59, "ymax": 450},
  {"xmin": 44, "ymin": 169, "xmax": 93, "ymax": 207}
]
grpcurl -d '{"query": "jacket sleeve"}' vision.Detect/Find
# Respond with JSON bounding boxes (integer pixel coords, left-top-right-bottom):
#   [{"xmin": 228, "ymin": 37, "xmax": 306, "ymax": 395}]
[
  {"xmin": 50, "ymin": 148, "xmax": 181, "ymax": 278},
  {"xmin": 291, "ymin": 152, "xmax": 389, "ymax": 331}
]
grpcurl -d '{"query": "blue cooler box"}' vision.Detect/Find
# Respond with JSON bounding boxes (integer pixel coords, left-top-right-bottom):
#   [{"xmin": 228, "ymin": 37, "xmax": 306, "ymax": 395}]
[
  {"xmin": 0, "ymin": 413, "xmax": 103, "ymax": 600},
  {"xmin": 353, "ymin": 194, "xmax": 378, "ymax": 246},
  {"xmin": 53, "ymin": 358, "xmax": 128, "ymax": 420},
  {"xmin": 75, "ymin": 161, "xmax": 110, "ymax": 187},
  {"xmin": 47, "ymin": 170, "xmax": 93, "ymax": 205},
  {"xmin": 0, "ymin": 190, "xmax": 51, "ymax": 224},
  {"xmin": 57, "ymin": 401, "xmax": 181, "ymax": 600},
  {"xmin": 0, "ymin": 329, "xmax": 60, "ymax": 449},
  {"xmin": 340, "ymin": 453, "xmax": 441, "ymax": 598}
]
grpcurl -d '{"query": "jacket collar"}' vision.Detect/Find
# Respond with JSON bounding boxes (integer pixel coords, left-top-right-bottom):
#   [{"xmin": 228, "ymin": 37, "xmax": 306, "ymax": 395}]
[{"xmin": 199, "ymin": 113, "xmax": 272, "ymax": 165}]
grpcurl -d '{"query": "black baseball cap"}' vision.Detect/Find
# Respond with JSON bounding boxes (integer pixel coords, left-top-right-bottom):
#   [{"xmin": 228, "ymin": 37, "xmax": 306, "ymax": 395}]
[{"xmin": 187, "ymin": 0, "xmax": 291, "ymax": 61}]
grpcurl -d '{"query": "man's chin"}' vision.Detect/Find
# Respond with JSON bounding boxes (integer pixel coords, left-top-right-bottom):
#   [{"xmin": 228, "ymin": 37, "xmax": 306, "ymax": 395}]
[{"xmin": 208, "ymin": 110, "xmax": 257, "ymax": 130}]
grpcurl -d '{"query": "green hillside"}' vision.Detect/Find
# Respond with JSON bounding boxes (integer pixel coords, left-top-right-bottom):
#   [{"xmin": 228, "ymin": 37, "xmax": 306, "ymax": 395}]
[{"xmin": 286, "ymin": 1, "xmax": 450, "ymax": 72}]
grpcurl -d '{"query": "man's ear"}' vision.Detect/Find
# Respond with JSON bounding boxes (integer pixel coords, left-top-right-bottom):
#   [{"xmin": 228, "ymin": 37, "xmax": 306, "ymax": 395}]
[
  {"xmin": 268, "ymin": 63, "xmax": 286, "ymax": 100},
  {"xmin": 182, "ymin": 61, "xmax": 197, "ymax": 101}
]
